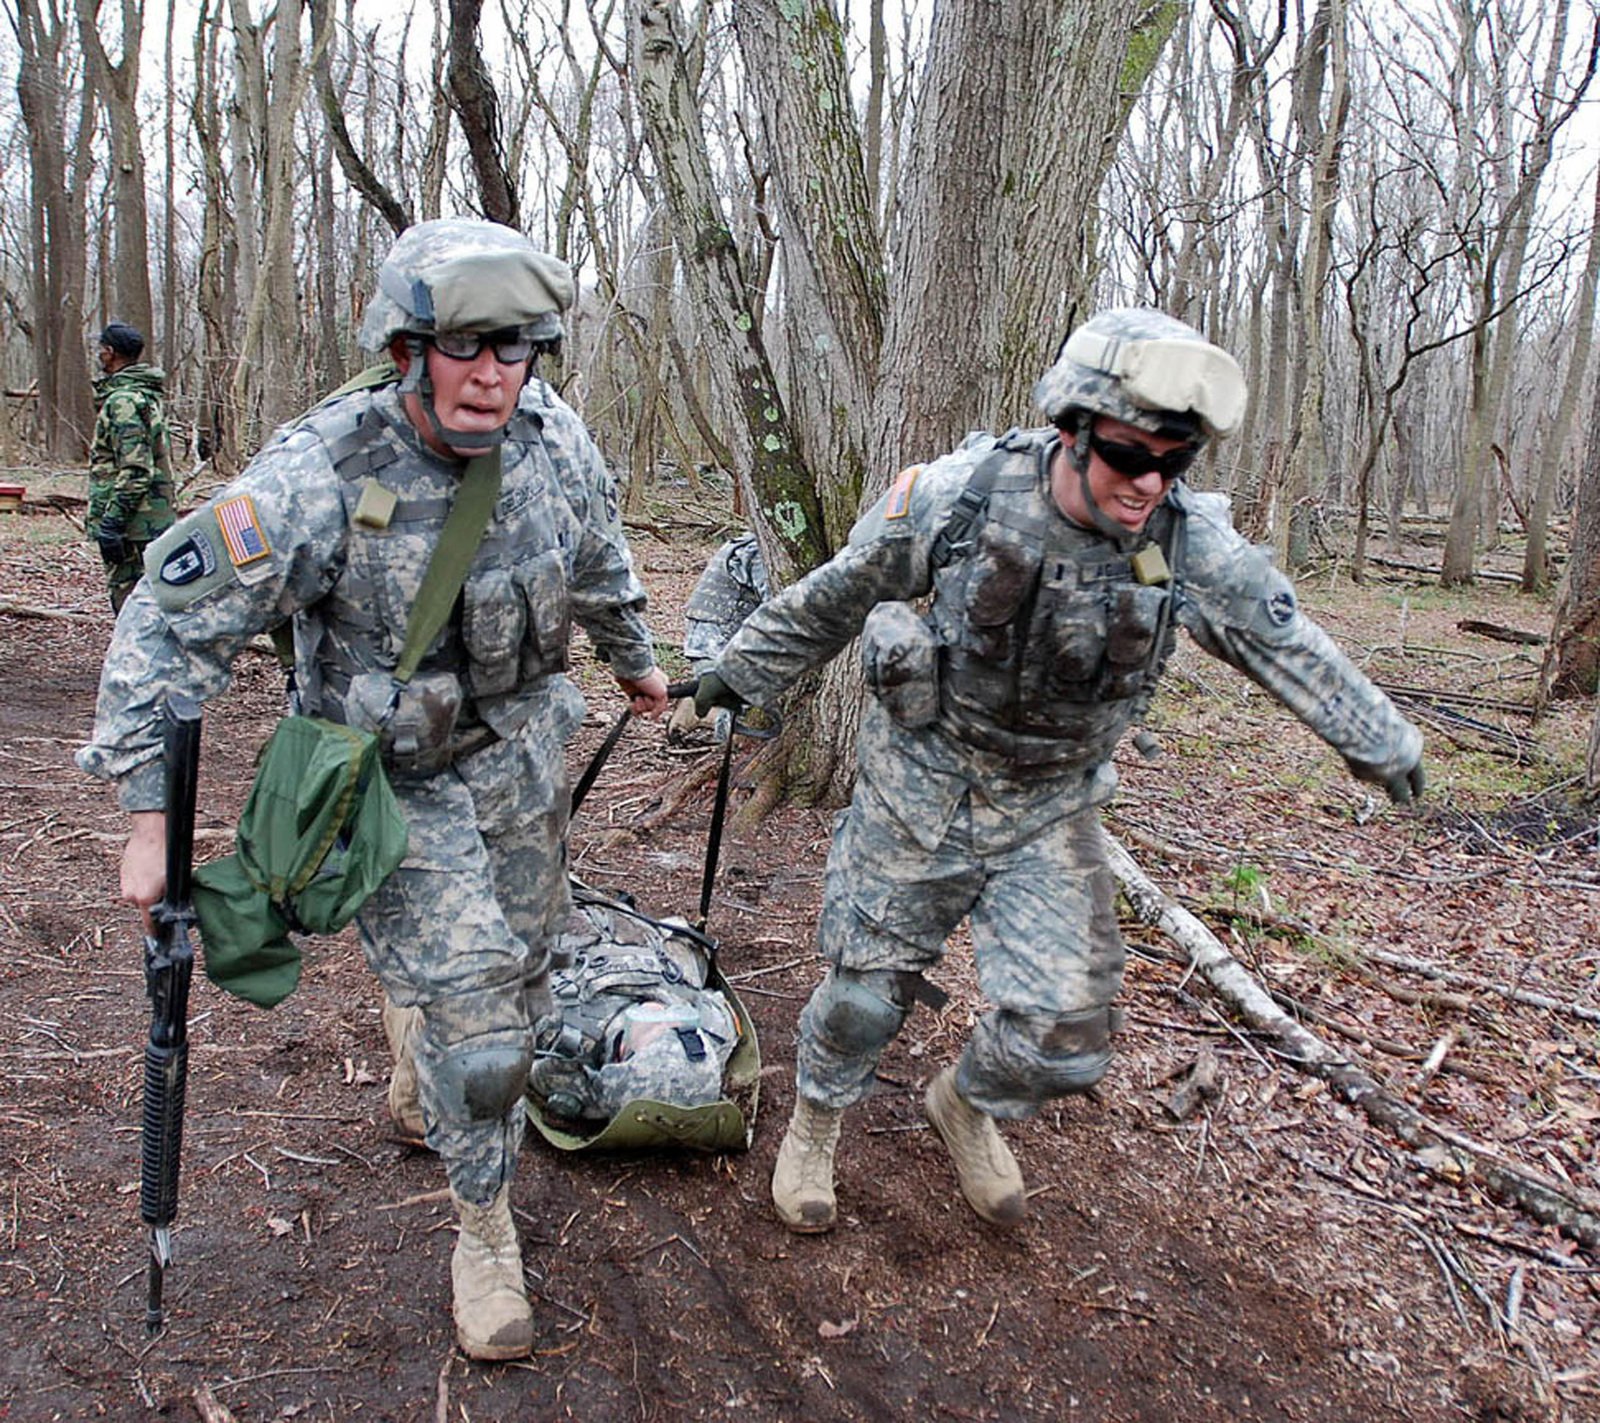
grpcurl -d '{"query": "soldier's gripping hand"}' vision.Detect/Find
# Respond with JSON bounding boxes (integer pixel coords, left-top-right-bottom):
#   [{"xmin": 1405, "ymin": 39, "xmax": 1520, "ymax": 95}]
[
  {"xmin": 121, "ymin": 811, "xmax": 167, "ymax": 933},
  {"xmin": 693, "ymin": 670, "xmax": 743, "ymax": 718},
  {"xmin": 1347, "ymin": 753, "xmax": 1425, "ymax": 805},
  {"xmin": 617, "ymin": 667, "xmax": 670, "ymax": 718}
]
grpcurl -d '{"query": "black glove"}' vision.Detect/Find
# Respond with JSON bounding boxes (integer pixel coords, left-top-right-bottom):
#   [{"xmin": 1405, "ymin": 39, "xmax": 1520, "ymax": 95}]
[
  {"xmin": 1348, "ymin": 755, "xmax": 1425, "ymax": 805},
  {"xmin": 693, "ymin": 671, "xmax": 743, "ymax": 718},
  {"xmin": 95, "ymin": 514, "xmax": 130, "ymax": 565}
]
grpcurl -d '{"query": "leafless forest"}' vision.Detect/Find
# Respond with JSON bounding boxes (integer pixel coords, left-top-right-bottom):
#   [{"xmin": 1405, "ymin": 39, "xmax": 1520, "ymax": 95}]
[{"xmin": 3, "ymin": 3, "xmax": 1600, "ymax": 1420}]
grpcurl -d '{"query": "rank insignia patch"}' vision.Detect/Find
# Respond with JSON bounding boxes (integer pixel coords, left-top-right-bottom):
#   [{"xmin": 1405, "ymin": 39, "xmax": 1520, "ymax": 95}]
[
  {"xmin": 215, "ymin": 495, "xmax": 271, "ymax": 567},
  {"xmin": 884, "ymin": 464, "xmax": 923, "ymax": 520}
]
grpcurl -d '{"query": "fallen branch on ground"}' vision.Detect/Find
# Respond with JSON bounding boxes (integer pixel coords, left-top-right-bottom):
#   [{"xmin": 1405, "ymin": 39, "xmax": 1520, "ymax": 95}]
[
  {"xmin": 0, "ymin": 600, "xmax": 96, "ymax": 622},
  {"xmin": 1105, "ymin": 830, "xmax": 1600, "ymax": 1251}
]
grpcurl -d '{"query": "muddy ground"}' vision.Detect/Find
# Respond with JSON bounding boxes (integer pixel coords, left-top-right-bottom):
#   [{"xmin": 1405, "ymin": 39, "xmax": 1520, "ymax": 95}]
[{"xmin": 1, "ymin": 487, "xmax": 1598, "ymax": 1423}]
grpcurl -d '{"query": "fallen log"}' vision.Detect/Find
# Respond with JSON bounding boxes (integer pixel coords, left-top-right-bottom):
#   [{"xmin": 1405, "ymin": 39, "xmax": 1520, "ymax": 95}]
[
  {"xmin": 1105, "ymin": 830, "xmax": 1600, "ymax": 1251},
  {"xmin": 1457, "ymin": 619, "xmax": 1545, "ymax": 646}
]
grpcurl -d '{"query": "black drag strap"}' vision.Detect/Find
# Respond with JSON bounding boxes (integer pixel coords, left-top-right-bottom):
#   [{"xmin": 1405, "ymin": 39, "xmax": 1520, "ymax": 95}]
[
  {"xmin": 697, "ymin": 726, "xmax": 736, "ymax": 933},
  {"xmin": 569, "ymin": 679, "xmax": 699, "ymax": 817}
]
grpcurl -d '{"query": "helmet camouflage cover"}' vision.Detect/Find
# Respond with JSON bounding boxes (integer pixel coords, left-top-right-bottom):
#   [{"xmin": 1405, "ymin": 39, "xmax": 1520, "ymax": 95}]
[
  {"xmin": 1032, "ymin": 307, "xmax": 1247, "ymax": 440},
  {"xmin": 358, "ymin": 218, "xmax": 576, "ymax": 352}
]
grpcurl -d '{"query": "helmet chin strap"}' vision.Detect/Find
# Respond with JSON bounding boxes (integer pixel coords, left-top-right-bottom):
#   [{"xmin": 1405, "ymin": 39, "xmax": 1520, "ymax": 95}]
[
  {"xmin": 399, "ymin": 334, "xmax": 523, "ymax": 455},
  {"xmin": 1068, "ymin": 421, "xmax": 1146, "ymax": 550}
]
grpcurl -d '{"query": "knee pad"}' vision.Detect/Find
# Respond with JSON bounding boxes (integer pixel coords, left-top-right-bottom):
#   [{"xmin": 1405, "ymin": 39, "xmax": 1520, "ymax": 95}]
[
  {"xmin": 433, "ymin": 1033, "xmax": 536, "ymax": 1123},
  {"xmin": 808, "ymin": 968, "xmax": 910, "ymax": 1057}
]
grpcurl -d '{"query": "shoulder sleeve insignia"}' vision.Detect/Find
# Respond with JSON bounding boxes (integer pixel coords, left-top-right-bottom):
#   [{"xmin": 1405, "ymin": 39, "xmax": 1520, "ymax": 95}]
[
  {"xmin": 1267, "ymin": 589, "xmax": 1297, "ymax": 626},
  {"xmin": 884, "ymin": 465, "xmax": 923, "ymax": 520},
  {"xmin": 215, "ymin": 494, "xmax": 272, "ymax": 567}
]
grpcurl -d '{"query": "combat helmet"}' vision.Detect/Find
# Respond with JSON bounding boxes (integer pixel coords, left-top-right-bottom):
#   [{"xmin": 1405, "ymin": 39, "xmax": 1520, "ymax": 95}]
[
  {"xmin": 1032, "ymin": 307, "xmax": 1246, "ymax": 442},
  {"xmin": 359, "ymin": 218, "xmax": 576, "ymax": 451}
]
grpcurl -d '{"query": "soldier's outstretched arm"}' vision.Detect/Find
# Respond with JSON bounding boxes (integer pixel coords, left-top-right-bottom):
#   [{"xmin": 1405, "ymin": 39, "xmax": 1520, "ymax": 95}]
[{"xmin": 1175, "ymin": 493, "xmax": 1424, "ymax": 802}]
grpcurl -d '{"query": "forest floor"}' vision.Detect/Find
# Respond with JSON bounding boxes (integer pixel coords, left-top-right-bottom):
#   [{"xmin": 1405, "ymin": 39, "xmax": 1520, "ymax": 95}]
[{"xmin": 1, "ymin": 474, "xmax": 1598, "ymax": 1423}]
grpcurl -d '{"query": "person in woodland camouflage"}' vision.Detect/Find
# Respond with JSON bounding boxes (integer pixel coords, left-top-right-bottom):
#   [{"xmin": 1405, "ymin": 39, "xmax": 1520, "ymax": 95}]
[
  {"xmin": 88, "ymin": 322, "xmax": 175, "ymax": 612},
  {"xmin": 77, "ymin": 220, "xmax": 669, "ymax": 1360},
  {"xmin": 694, "ymin": 308, "xmax": 1426, "ymax": 1235}
]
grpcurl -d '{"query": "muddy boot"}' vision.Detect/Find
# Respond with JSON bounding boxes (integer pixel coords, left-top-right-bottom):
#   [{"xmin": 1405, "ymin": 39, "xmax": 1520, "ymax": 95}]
[
  {"xmin": 923, "ymin": 1065, "xmax": 1026, "ymax": 1226},
  {"xmin": 381, "ymin": 997, "xmax": 426, "ymax": 1141},
  {"xmin": 451, "ymin": 1187, "xmax": 535, "ymax": 1361},
  {"xmin": 770, "ymin": 1097, "xmax": 843, "ymax": 1233}
]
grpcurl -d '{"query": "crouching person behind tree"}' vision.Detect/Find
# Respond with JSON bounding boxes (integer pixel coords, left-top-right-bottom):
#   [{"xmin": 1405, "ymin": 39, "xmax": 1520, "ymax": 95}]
[
  {"xmin": 693, "ymin": 307, "xmax": 1425, "ymax": 1234},
  {"xmin": 76, "ymin": 219, "xmax": 668, "ymax": 1358}
]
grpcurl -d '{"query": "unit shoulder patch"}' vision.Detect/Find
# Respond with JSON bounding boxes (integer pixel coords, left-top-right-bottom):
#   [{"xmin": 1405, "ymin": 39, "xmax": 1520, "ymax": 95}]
[{"xmin": 884, "ymin": 464, "xmax": 924, "ymax": 520}]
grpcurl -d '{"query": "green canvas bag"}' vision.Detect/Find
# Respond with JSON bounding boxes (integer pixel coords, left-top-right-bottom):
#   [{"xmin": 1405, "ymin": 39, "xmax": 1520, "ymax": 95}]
[
  {"xmin": 193, "ymin": 718, "xmax": 408, "ymax": 1006},
  {"xmin": 192, "ymin": 446, "xmax": 502, "ymax": 1007}
]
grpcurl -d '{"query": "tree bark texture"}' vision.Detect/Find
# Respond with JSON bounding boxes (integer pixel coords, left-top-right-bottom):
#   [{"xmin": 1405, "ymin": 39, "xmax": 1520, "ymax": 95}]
[
  {"xmin": 75, "ymin": 0, "xmax": 155, "ymax": 340},
  {"xmin": 13, "ymin": 0, "xmax": 96, "ymax": 458}
]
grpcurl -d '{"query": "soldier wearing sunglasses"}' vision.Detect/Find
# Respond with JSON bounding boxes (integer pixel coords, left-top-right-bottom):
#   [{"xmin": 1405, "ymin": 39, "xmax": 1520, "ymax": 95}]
[
  {"xmin": 693, "ymin": 306, "xmax": 1425, "ymax": 1239},
  {"xmin": 79, "ymin": 220, "xmax": 669, "ymax": 1361}
]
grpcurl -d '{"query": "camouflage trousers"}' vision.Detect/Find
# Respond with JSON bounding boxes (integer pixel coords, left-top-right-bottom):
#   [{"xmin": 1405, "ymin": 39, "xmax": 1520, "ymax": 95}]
[
  {"xmin": 103, "ymin": 541, "xmax": 150, "ymax": 614},
  {"xmin": 356, "ymin": 723, "xmax": 569, "ymax": 1203},
  {"xmin": 799, "ymin": 719, "xmax": 1125, "ymax": 1120}
]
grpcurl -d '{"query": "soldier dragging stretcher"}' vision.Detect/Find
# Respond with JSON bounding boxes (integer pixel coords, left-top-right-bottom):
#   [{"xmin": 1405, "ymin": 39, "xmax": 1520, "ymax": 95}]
[
  {"xmin": 78, "ymin": 219, "xmax": 669, "ymax": 1359},
  {"xmin": 694, "ymin": 308, "xmax": 1425, "ymax": 1233}
]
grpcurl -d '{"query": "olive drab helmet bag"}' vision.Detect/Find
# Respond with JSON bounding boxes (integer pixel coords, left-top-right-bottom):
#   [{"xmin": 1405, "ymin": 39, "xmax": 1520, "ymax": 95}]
[
  {"xmin": 525, "ymin": 882, "xmax": 760, "ymax": 1153},
  {"xmin": 192, "ymin": 717, "xmax": 408, "ymax": 1007}
]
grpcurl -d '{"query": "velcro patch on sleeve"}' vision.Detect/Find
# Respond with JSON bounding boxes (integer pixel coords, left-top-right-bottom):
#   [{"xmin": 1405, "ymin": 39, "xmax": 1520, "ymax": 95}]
[
  {"xmin": 215, "ymin": 495, "xmax": 271, "ymax": 568},
  {"xmin": 884, "ymin": 464, "xmax": 923, "ymax": 520}
]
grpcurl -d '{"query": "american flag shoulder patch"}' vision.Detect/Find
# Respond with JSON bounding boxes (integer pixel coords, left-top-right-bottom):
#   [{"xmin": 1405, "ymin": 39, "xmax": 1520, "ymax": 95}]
[
  {"xmin": 215, "ymin": 495, "xmax": 271, "ymax": 567},
  {"xmin": 884, "ymin": 464, "xmax": 923, "ymax": 520}
]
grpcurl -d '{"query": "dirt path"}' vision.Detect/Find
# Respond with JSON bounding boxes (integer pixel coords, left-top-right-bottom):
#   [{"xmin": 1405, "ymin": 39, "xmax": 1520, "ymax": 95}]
[{"xmin": 1, "ymin": 503, "xmax": 1596, "ymax": 1422}]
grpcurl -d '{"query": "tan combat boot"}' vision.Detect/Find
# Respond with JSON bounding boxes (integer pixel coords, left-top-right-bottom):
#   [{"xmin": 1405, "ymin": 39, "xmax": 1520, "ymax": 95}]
[
  {"xmin": 381, "ymin": 998, "xmax": 427, "ymax": 1140},
  {"xmin": 770, "ymin": 1097, "xmax": 843, "ymax": 1233},
  {"xmin": 451, "ymin": 1187, "xmax": 535, "ymax": 1361},
  {"xmin": 923, "ymin": 1065, "xmax": 1027, "ymax": 1226}
]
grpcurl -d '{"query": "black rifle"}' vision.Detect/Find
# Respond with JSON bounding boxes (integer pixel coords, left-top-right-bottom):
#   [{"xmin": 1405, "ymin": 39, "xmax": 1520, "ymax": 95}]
[{"xmin": 140, "ymin": 691, "xmax": 202, "ymax": 1333}]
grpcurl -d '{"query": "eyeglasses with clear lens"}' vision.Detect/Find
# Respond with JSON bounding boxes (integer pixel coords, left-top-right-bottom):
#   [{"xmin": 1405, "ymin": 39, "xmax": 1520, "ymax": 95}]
[
  {"xmin": 432, "ymin": 328, "xmax": 536, "ymax": 364},
  {"xmin": 1088, "ymin": 433, "xmax": 1198, "ymax": 481}
]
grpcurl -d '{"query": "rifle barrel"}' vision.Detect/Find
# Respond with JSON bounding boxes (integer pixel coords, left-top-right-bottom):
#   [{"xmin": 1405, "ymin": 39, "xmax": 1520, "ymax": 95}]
[{"xmin": 140, "ymin": 692, "xmax": 202, "ymax": 1335}]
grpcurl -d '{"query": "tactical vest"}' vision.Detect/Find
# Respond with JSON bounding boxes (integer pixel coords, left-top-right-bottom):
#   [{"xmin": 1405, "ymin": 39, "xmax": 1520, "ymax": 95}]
[
  {"xmin": 292, "ymin": 387, "xmax": 575, "ymax": 771},
  {"xmin": 928, "ymin": 435, "xmax": 1187, "ymax": 769}
]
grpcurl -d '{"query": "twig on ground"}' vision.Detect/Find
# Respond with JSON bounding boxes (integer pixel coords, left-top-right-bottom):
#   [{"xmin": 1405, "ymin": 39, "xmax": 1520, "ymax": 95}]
[{"xmin": 1107, "ymin": 829, "xmax": 1600, "ymax": 1251}]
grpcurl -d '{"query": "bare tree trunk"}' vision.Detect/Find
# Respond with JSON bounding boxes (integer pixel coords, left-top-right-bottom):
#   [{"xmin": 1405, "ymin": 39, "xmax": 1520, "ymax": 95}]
[
  {"xmin": 13, "ymin": 0, "xmax": 96, "ymax": 459},
  {"xmin": 628, "ymin": 0, "xmax": 829, "ymax": 585},
  {"xmin": 193, "ymin": 0, "xmax": 240, "ymax": 470},
  {"xmin": 76, "ymin": 0, "xmax": 155, "ymax": 338},
  {"xmin": 446, "ymin": 0, "xmax": 519, "ymax": 225},
  {"xmin": 1542, "ymin": 381, "xmax": 1600, "ymax": 700},
  {"xmin": 1282, "ymin": 0, "xmax": 1348, "ymax": 570},
  {"xmin": 1441, "ymin": 0, "xmax": 1595, "ymax": 586},
  {"xmin": 162, "ymin": 0, "xmax": 178, "ymax": 388},
  {"xmin": 310, "ymin": 0, "xmax": 411, "ymax": 237},
  {"xmin": 233, "ymin": 0, "xmax": 313, "ymax": 435},
  {"xmin": 1524, "ymin": 160, "xmax": 1600, "ymax": 594}
]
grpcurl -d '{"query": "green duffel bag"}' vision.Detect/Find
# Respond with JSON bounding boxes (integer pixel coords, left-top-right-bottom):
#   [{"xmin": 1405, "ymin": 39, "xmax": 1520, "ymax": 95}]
[
  {"xmin": 525, "ymin": 883, "xmax": 760, "ymax": 1153},
  {"xmin": 193, "ymin": 716, "xmax": 409, "ymax": 1008}
]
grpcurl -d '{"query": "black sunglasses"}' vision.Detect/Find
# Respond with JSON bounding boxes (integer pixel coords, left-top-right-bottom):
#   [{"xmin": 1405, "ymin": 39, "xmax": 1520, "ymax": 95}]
[
  {"xmin": 432, "ymin": 328, "xmax": 537, "ymax": 364},
  {"xmin": 1088, "ymin": 432, "xmax": 1199, "ymax": 481}
]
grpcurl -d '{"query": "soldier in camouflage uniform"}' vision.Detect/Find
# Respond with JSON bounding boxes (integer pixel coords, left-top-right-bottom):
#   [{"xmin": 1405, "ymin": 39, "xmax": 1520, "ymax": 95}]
[
  {"xmin": 694, "ymin": 308, "xmax": 1425, "ymax": 1235},
  {"xmin": 88, "ymin": 322, "xmax": 175, "ymax": 613},
  {"xmin": 77, "ymin": 220, "xmax": 669, "ymax": 1360},
  {"xmin": 666, "ymin": 532, "xmax": 769, "ymax": 741}
]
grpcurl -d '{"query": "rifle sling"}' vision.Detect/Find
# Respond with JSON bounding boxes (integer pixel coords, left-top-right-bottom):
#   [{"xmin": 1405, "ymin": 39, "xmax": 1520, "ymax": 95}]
[{"xmin": 394, "ymin": 448, "xmax": 502, "ymax": 684}]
